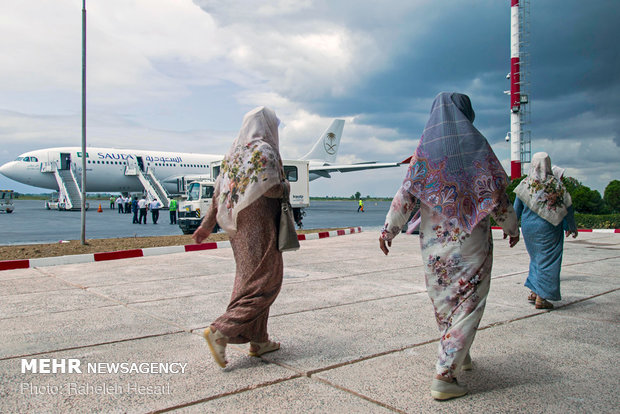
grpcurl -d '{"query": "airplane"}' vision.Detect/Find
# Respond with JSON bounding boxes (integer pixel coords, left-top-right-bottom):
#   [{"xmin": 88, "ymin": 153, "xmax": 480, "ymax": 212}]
[{"xmin": 0, "ymin": 119, "xmax": 401, "ymax": 198}]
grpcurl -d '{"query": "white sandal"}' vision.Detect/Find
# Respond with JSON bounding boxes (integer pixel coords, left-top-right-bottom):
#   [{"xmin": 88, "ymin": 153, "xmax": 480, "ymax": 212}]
[
  {"xmin": 248, "ymin": 340, "xmax": 280, "ymax": 357},
  {"xmin": 431, "ymin": 378, "xmax": 468, "ymax": 400},
  {"xmin": 203, "ymin": 327, "xmax": 228, "ymax": 368}
]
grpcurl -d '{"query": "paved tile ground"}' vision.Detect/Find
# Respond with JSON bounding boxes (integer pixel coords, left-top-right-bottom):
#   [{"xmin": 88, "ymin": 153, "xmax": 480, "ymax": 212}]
[{"xmin": 1, "ymin": 230, "xmax": 618, "ymax": 413}]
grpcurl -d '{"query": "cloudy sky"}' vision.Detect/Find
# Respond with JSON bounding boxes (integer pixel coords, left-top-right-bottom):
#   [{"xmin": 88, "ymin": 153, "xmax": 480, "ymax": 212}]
[{"xmin": 0, "ymin": 0, "xmax": 618, "ymax": 197}]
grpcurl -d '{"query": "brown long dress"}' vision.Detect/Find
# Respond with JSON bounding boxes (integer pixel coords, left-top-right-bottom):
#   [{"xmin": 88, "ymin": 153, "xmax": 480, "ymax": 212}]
[{"xmin": 201, "ymin": 184, "xmax": 283, "ymax": 344}]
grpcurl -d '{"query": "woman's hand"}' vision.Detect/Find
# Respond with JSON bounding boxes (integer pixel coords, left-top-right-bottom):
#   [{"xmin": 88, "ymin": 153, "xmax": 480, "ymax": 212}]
[
  {"xmin": 192, "ymin": 226, "xmax": 212, "ymax": 244},
  {"xmin": 504, "ymin": 232, "xmax": 520, "ymax": 248},
  {"xmin": 379, "ymin": 238, "xmax": 392, "ymax": 255},
  {"xmin": 565, "ymin": 230, "xmax": 578, "ymax": 238}
]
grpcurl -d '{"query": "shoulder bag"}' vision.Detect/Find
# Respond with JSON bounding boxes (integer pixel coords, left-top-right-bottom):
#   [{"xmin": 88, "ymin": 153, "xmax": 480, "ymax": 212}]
[{"xmin": 278, "ymin": 183, "xmax": 300, "ymax": 252}]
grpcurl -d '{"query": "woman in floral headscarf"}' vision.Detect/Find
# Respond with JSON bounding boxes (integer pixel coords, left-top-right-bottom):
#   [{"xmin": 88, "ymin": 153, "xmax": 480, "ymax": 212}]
[
  {"xmin": 379, "ymin": 92, "xmax": 520, "ymax": 400},
  {"xmin": 514, "ymin": 152, "xmax": 577, "ymax": 309},
  {"xmin": 193, "ymin": 106, "xmax": 289, "ymax": 368}
]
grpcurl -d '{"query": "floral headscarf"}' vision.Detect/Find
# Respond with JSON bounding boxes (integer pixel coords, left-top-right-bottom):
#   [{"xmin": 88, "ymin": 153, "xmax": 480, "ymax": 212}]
[
  {"xmin": 401, "ymin": 92, "xmax": 509, "ymax": 234},
  {"xmin": 215, "ymin": 106, "xmax": 284, "ymax": 236},
  {"xmin": 514, "ymin": 152, "xmax": 572, "ymax": 226}
]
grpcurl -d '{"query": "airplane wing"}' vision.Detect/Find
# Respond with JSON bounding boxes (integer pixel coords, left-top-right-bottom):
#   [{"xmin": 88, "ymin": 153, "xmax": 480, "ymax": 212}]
[{"xmin": 309, "ymin": 161, "xmax": 403, "ymax": 174}]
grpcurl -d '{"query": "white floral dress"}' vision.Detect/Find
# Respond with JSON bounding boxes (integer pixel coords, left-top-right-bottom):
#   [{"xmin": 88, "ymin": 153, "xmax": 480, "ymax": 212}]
[{"xmin": 381, "ymin": 187, "xmax": 519, "ymax": 378}]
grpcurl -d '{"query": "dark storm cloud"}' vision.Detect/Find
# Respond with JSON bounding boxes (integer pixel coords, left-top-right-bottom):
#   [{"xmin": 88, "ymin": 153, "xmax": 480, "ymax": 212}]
[
  {"xmin": 197, "ymin": 0, "xmax": 618, "ymax": 192},
  {"xmin": 313, "ymin": 0, "xmax": 620, "ymax": 152},
  {"xmin": 302, "ymin": 2, "xmax": 510, "ymax": 142}
]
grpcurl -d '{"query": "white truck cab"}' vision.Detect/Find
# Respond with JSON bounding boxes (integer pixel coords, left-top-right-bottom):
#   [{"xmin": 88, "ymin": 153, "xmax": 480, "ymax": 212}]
[
  {"xmin": 0, "ymin": 190, "xmax": 15, "ymax": 213},
  {"xmin": 177, "ymin": 159, "xmax": 310, "ymax": 234},
  {"xmin": 177, "ymin": 180, "xmax": 216, "ymax": 235}
]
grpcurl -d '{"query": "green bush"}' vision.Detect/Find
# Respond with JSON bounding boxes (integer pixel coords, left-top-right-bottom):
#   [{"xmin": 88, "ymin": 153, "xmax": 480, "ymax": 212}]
[
  {"xmin": 574, "ymin": 213, "xmax": 620, "ymax": 229},
  {"xmin": 506, "ymin": 176, "xmax": 526, "ymax": 204},
  {"xmin": 604, "ymin": 180, "xmax": 620, "ymax": 213}
]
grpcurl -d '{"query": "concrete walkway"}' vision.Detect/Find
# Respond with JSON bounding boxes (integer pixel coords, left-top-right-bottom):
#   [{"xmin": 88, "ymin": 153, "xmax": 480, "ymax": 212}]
[{"xmin": 1, "ymin": 230, "xmax": 618, "ymax": 413}]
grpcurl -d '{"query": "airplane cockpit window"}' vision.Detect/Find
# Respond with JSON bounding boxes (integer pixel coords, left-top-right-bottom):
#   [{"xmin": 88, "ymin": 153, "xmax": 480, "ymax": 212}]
[
  {"xmin": 284, "ymin": 166, "xmax": 298, "ymax": 182},
  {"xmin": 15, "ymin": 157, "xmax": 24, "ymax": 161},
  {"xmin": 23, "ymin": 157, "xmax": 30, "ymax": 162},
  {"xmin": 30, "ymin": 157, "xmax": 38, "ymax": 162},
  {"xmin": 202, "ymin": 186, "xmax": 214, "ymax": 199}
]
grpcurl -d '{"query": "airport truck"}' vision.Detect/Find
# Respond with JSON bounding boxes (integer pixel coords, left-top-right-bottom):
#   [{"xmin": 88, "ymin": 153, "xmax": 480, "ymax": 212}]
[
  {"xmin": 177, "ymin": 159, "xmax": 310, "ymax": 235},
  {"xmin": 0, "ymin": 190, "xmax": 15, "ymax": 213}
]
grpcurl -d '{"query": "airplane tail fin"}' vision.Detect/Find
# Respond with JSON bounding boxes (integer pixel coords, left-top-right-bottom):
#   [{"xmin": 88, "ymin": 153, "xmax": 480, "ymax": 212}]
[{"xmin": 301, "ymin": 119, "xmax": 345, "ymax": 164}]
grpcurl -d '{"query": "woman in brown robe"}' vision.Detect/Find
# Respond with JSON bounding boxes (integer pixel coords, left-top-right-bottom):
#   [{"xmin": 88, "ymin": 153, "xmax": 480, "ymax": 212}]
[{"xmin": 193, "ymin": 106, "xmax": 288, "ymax": 368}]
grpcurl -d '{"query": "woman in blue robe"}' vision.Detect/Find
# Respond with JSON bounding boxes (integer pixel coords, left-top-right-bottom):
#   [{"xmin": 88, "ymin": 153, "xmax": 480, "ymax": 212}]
[{"xmin": 514, "ymin": 152, "xmax": 578, "ymax": 309}]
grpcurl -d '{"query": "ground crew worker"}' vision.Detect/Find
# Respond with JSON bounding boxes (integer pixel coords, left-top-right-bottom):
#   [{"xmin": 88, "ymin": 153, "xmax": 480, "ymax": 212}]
[
  {"xmin": 138, "ymin": 196, "xmax": 148, "ymax": 224},
  {"xmin": 358, "ymin": 199, "xmax": 364, "ymax": 212},
  {"xmin": 131, "ymin": 197, "xmax": 139, "ymax": 224},
  {"xmin": 116, "ymin": 195, "xmax": 124, "ymax": 213},
  {"xmin": 110, "ymin": 195, "xmax": 115, "ymax": 209},
  {"xmin": 149, "ymin": 198, "xmax": 162, "ymax": 224},
  {"xmin": 169, "ymin": 198, "xmax": 178, "ymax": 225}
]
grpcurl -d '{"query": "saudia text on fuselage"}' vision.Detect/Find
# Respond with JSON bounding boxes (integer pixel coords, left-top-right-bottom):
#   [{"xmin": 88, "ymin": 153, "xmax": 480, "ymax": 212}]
[{"xmin": 77, "ymin": 152, "xmax": 183, "ymax": 164}]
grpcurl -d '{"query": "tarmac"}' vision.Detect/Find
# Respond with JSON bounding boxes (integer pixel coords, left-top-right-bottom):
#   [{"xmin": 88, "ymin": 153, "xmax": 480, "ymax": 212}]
[{"xmin": 0, "ymin": 229, "xmax": 618, "ymax": 413}]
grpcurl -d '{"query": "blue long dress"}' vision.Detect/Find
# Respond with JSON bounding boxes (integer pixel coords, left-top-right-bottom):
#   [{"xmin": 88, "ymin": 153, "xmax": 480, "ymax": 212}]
[{"xmin": 514, "ymin": 197, "xmax": 577, "ymax": 301}]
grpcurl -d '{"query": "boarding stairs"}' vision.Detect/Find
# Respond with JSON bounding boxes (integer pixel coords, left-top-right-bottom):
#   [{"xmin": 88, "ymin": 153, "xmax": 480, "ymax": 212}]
[
  {"xmin": 52, "ymin": 164, "xmax": 84, "ymax": 211},
  {"xmin": 135, "ymin": 168, "xmax": 171, "ymax": 208}
]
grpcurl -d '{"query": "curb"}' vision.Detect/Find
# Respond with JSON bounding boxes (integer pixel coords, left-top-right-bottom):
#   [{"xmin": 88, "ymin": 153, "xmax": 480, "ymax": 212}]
[
  {"xmin": 491, "ymin": 226, "xmax": 620, "ymax": 233},
  {"xmin": 0, "ymin": 227, "xmax": 363, "ymax": 271}
]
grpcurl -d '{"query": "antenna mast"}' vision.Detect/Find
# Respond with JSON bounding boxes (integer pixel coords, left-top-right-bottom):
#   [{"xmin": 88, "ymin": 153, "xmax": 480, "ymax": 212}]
[{"xmin": 508, "ymin": 0, "xmax": 531, "ymax": 179}]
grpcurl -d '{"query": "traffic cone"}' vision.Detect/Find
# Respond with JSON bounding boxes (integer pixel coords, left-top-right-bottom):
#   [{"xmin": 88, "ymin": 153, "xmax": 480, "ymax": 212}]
[{"xmin": 97, "ymin": 204, "xmax": 103, "ymax": 213}]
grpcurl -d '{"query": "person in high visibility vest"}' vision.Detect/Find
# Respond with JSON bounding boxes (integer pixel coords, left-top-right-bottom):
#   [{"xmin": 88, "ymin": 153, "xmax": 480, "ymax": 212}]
[
  {"xmin": 357, "ymin": 199, "xmax": 364, "ymax": 212},
  {"xmin": 169, "ymin": 198, "xmax": 178, "ymax": 225}
]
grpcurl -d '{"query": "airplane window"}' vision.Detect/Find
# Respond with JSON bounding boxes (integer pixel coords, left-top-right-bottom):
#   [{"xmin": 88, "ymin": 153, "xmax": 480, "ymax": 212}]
[
  {"xmin": 30, "ymin": 157, "xmax": 38, "ymax": 162},
  {"xmin": 23, "ymin": 157, "xmax": 30, "ymax": 162},
  {"xmin": 15, "ymin": 157, "xmax": 24, "ymax": 161}
]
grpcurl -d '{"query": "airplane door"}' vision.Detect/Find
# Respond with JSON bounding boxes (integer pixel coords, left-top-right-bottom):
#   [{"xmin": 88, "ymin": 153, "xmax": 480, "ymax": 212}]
[
  {"xmin": 60, "ymin": 153, "xmax": 71, "ymax": 170},
  {"xmin": 136, "ymin": 156, "xmax": 145, "ymax": 172}
]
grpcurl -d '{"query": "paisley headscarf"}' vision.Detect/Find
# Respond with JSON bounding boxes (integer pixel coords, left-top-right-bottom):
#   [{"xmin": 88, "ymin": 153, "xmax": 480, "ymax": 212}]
[
  {"xmin": 400, "ymin": 92, "xmax": 509, "ymax": 234},
  {"xmin": 514, "ymin": 152, "xmax": 572, "ymax": 226},
  {"xmin": 215, "ymin": 106, "xmax": 284, "ymax": 236}
]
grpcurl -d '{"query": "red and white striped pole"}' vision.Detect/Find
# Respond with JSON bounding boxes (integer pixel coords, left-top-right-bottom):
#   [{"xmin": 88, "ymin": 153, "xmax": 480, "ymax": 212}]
[{"xmin": 510, "ymin": 0, "xmax": 521, "ymax": 179}]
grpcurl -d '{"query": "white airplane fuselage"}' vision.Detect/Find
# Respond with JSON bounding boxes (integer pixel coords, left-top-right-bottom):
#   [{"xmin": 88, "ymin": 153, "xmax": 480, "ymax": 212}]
[{"xmin": 0, "ymin": 147, "xmax": 220, "ymax": 193}]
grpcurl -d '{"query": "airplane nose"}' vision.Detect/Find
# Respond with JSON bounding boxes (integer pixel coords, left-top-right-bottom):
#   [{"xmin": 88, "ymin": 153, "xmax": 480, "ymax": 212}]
[{"xmin": 0, "ymin": 161, "xmax": 16, "ymax": 179}]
